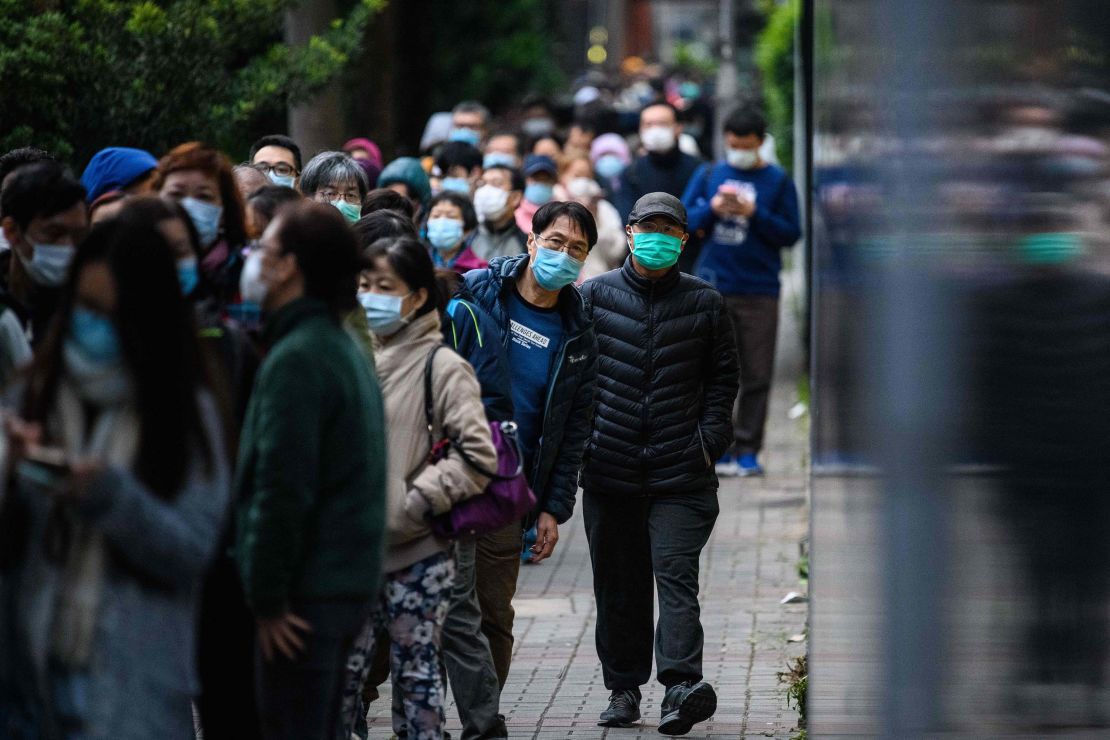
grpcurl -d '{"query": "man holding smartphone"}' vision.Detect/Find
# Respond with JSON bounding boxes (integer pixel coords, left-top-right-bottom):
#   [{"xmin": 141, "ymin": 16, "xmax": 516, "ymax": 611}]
[{"xmin": 681, "ymin": 106, "xmax": 802, "ymax": 478}]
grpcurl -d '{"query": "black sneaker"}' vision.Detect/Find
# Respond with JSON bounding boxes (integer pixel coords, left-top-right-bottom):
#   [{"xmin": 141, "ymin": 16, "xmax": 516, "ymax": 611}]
[
  {"xmin": 658, "ymin": 680, "xmax": 717, "ymax": 736},
  {"xmin": 598, "ymin": 688, "xmax": 642, "ymax": 727}
]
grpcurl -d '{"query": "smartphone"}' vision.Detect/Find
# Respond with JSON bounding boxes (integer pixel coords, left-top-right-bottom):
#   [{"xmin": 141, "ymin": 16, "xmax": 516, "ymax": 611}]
[{"xmin": 16, "ymin": 446, "xmax": 72, "ymax": 494}]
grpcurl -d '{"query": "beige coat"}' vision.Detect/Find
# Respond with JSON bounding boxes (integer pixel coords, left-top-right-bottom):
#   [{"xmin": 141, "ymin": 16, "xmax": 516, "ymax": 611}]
[{"xmin": 374, "ymin": 310, "xmax": 496, "ymax": 573}]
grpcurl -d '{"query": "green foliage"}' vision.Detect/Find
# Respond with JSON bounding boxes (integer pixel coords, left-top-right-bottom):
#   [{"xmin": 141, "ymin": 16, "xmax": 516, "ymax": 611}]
[
  {"xmin": 778, "ymin": 654, "xmax": 808, "ymax": 729},
  {"xmin": 755, "ymin": 0, "xmax": 797, "ymax": 171},
  {"xmin": 425, "ymin": 0, "xmax": 563, "ymax": 114},
  {"xmin": 0, "ymin": 0, "xmax": 383, "ymax": 167}
]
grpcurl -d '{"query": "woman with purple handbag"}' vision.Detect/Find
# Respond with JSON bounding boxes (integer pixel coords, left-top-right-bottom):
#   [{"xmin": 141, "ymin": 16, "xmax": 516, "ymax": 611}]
[{"xmin": 338, "ymin": 236, "xmax": 497, "ymax": 740}]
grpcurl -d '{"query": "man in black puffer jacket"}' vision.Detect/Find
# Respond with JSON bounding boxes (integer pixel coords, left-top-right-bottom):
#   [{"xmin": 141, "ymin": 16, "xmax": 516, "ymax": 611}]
[{"xmin": 579, "ymin": 193, "xmax": 739, "ymax": 736}]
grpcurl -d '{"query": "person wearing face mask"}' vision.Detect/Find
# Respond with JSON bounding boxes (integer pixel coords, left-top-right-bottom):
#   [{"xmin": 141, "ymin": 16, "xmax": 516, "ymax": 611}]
[
  {"xmin": 298, "ymin": 151, "xmax": 370, "ymax": 226},
  {"xmin": 249, "ymin": 134, "xmax": 303, "ymax": 191},
  {"xmin": 423, "ymin": 191, "xmax": 486, "ymax": 274},
  {"xmin": 681, "ymin": 106, "xmax": 801, "ymax": 478},
  {"xmin": 615, "ymin": 103, "xmax": 703, "ymax": 222},
  {"xmin": 434, "ymin": 142, "xmax": 483, "ymax": 197},
  {"xmin": 0, "ymin": 215, "xmax": 233, "ymax": 740},
  {"xmin": 233, "ymin": 202, "xmax": 386, "ymax": 740},
  {"xmin": 483, "ymin": 132, "xmax": 523, "ymax": 170},
  {"xmin": 470, "ymin": 165, "xmax": 527, "ymax": 262},
  {"xmin": 462, "ymin": 201, "xmax": 599, "ymax": 690},
  {"xmin": 555, "ymin": 156, "xmax": 627, "ymax": 282},
  {"xmin": 590, "ymin": 133, "xmax": 632, "ymax": 207},
  {"xmin": 341, "ymin": 235, "xmax": 496, "ymax": 740},
  {"xmin": 156, "ymin": 142, "xmax": 250, "ymax": 307},
  {"xmin": 578, "ymin": 192, "xmax": 739, "ymax": 734},
  {"xmin": 514, "ymin": 155, "xmax": 559, "ymax": 234},
  {"xmin": 449, "ymin": 100, "xmax": 492, "ymax": 149},
  {"xmin": 0, "ymin": 161, "xmax": 89, "ymax": 358}
]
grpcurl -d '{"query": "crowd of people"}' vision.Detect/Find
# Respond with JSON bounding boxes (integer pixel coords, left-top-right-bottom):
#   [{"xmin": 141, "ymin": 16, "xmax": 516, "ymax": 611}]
[{"xmin": 0, "ymin": 81, "xmax": 801, "ymax": 740}]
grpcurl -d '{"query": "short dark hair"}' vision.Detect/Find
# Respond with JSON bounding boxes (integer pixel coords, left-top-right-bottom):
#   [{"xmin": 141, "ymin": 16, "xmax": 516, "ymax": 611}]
[
  {"xmin": 640, "ymin": 101, "xmax": 680, "ymax": 123},
  {"xmin": 532, "ymin": 201, "xmax": 598, "ymax": 251},
  {"xmin": 0, "ymin": 147, "xmax": 54, "ymax": 189},
  {"xmin": 487, "ymin": 131, "xmax": 522, "ymax": 156},
  {"xmin": 361, "ymin": 187, "xmax": 416, "ymax": 219},
  {"xmin": 486, "ymin": 165, "xmax": 525, "ymax": 193},
  {"xmin": 427, "ymin": 191, "xmax": 478, "ymax": 232},
  {"xmin": 362, "ymin": 236, "xmax": 444, "ymax": 319},
  {"xmin": 1, "ymin": 161, "xmax": 86, "ymax": 230},
  {"xmin": 724, "ymin": 106, "xmax": 767, "ymax": 139},
  {"xmin": 247, "ymin": 185, "xmax": 302, "ymax": 226},
  {"xmin": 273, "ymin": 201, "xmax": 362, "ymax": 317},
  {"xmin": 353, "ymin": 209, "xmax": 417, "ymax": 249},
  {"xmin": 249, "ymin": 134, "xmax": 303, "ymax": 172},
  {"xmin": 435, "ymin": 142, "xmax": 483, "ymax": 175}
]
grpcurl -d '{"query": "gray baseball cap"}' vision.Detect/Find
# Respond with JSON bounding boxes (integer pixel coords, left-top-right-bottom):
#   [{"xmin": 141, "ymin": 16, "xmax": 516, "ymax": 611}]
[{"xmin": 628, "ymin": 192, "xmax": 687, "ymax": 229}]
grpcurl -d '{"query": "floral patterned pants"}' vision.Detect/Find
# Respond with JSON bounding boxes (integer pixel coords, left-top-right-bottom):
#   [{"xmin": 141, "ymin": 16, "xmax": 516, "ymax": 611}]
[{"xmin": 340, "ymin": 550, "xmax": 456, "ymax": 740}]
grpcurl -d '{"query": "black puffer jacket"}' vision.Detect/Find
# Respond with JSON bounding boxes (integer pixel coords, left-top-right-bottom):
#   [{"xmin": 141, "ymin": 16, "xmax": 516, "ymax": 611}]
[
  {"xmin": 579, "ymin": 258, "xmax": 739, "ymax": 497},
  {"xmin": 462, "ymin": 255, "xmax": 599, "ymax": 524}
]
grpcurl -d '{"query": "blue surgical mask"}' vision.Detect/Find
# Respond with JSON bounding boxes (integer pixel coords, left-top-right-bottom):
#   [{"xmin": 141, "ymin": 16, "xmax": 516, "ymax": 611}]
[
  {"xmin": 180, "ymin": 197, "xmax": 223, "ymax": 248},
  {"xmin": 176, "ymin": 257, "xmax": 199, "ymax": 296},
  {"xmin": 595, "ymin": 155, "xmax": 624, "ymax": 179},
  {"xmin": 331, "ymin": 199, "xmax": 362, "ymax": 224},
  {"xmin": 525, "ymin": 182, "xmax": 554, "ymax": 206},
  {"xmin": 531, "ymin": 246, "xmax": 583, "ymax": 291},
  {"xmin": 448, "ymin": 128, "xmax": 482, "ymax": 147},
  {"xmin": 359, "ymin": 291, "xmax": 412, "ymax": 336},
  {"xmin": 483, "ymin": 153, "xmax": 518, "ymax": 169},
  {"xmin": 440, "ymin": 177, "xmax": 471, "ymax": 195},
  {"xmin": 426, "ymin": 218, "xmax": 465, "ymax": 252},
  {"xmin": 267, "ymin": 171, "xmax": 296, "ymax": 189},
  {"xmin": 18, "ymin": 243, "xmax": 74, "ymax": 287},
  {"xmin": 68, "ymin": 306, "xmax": 121, "ymax": 365}
]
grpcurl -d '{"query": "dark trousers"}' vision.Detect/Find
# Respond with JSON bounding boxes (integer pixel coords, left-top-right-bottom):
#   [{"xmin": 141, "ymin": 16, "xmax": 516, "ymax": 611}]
[
  {"xmin": 583, "ymin": 489, "xmax": 719, "ymax": 690},
  {"xmin": 474, "ymin": 522, "xmax": 523, "ymax": 688},
  {"xmin": 255, "ymin": 599, "xmax": 370, "ymax": 740},
  {"xmin": 725, "ymin": 294, "xmax": 780, "ymax": 455}
]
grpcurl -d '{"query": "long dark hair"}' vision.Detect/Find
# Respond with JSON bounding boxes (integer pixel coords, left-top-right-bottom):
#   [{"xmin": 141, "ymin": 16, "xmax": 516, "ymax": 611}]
[{"xmin": 22, "ymin": 217, "xmax": 219, "ymax": 500}]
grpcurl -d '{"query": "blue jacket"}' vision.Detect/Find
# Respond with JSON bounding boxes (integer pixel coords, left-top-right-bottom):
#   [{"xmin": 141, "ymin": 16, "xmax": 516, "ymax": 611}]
[
  {"xmin": 462, "ymin": 255, "xmax": 598, "ymax": 524},
  {"xmin": 682, "ymin": 161, "xmax": 801, "ymax": 296},
  {"xmin": 440, "ymin": 297, "xmax": 514, "ymax": 423}
]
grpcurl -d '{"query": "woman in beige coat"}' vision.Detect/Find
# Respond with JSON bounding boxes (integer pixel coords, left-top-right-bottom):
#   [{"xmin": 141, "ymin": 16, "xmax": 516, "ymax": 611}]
[{"xmin": 340, "ymin": 235, "xmax": 496, "ymax": 740}]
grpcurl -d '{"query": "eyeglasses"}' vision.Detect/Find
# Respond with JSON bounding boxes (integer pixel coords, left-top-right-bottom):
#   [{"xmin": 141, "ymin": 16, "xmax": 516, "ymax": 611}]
[
  {"xmin": 534, "ymin": 232, "xmax": 589, "ymax": 261},
  {"xmin": 631, "ymin": 220, "xmax": 685, "ymax": 238},
  {"xmin": 251, "ymin": 162, "xmax": 298, "ymax": 178},
  {"xmin": 316, "ymin": 189, "xmax": 362, "ymax": 205}
]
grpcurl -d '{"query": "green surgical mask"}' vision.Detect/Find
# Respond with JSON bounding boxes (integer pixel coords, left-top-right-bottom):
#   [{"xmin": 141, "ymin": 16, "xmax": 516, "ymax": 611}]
[
  {"xmin": 630, "ymin": 232, "xmax": 683, "ymax": 271},
  {"xmin": 332, "ymin": 199, "xmax": 362, "ymax": 224}
]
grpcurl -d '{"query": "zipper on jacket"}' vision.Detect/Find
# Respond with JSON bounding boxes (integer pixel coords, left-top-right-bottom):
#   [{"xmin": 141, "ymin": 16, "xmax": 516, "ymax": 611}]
[{"xmin": 641, "ymin": 282, "xmax": 655, "ymax": 491}]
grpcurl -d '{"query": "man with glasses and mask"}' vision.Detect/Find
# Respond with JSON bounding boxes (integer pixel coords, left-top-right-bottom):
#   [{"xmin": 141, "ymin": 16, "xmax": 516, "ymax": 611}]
[
  {"xmin": 249, "ymin": 134, "xmax": 303, "ymax": 190},
  {"xmin": 578, "ymin": 192, "xmax": 739, "ymax": 735},
  {"xmin": 298, "ymin": 151, "xmax": 369, "ymax": 225},
  {"xmin": 462, "ymin": 200, "xmax": 599, "ymax": 692}
]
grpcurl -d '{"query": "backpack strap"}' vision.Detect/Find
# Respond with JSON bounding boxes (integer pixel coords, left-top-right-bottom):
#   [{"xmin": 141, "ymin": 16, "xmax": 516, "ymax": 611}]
[
  {"xmin": 446, "ymin": 298, "xmax": 484, "ymax": 349},
  {"xmin": 422, "ymin": 344, "xmax": 445, "ymax": 449}
]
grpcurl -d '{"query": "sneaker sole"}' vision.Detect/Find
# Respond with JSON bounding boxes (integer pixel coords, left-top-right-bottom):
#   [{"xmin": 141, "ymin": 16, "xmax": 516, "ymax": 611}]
[
  {"xmin": 657, "ymin": 683, "xmax": 717, "ymax": 736},
  {"xmin": 738, "ymin": 467, "xmax": 764, "ymax": 477},
  {"xmin": 598, "ymin": 712, "xmax": 641, "ymax": 728}
]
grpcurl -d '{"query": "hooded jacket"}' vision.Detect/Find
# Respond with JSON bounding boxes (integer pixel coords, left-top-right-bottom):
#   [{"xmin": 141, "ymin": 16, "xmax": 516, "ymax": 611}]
[
  {"xmin": 578, "ymin": 257, "xmax": 739, "ymax": 496},
  {"xmin": 462, "ymin": 254, "xmax": 598, "ymax": 523},
  {"xmin": 374, "ymin": 310, "xmax": 496, "ymax": 573}
]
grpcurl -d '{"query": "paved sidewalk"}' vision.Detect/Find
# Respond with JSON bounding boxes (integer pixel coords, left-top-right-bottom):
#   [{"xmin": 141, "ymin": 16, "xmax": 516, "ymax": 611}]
[{"xmin": 367, "ymin": 301, "xmax": 810, "ymax": 739}]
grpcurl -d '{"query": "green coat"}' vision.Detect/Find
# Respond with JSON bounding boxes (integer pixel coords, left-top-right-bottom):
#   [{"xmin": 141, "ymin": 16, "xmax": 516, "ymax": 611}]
[{"xmin": 235, "ymin": 298, "xmax": 386, "ymax": 617}]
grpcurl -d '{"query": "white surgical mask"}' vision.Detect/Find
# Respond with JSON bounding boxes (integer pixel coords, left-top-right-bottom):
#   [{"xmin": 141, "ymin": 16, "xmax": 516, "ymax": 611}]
[
  {"xmin": 473, "ymin": 184, "xmax": 510, "ymax": 223},
  {"xmin": 18, "ymin": 243, "xmax": 75, "ymax": 287},
  {"xmin": 567, "ymin": 177, "xmax": 601, "ymax": 200},
  {"xmin": 180, "ymin": 197, "xmax": 223, "ymax": 248},
  {"xmin": 239, "ymin": 249, "xmax": 267, "ymax": 305},
  {"xmin": 726, "ymin": 147, "xmax": 760, "ymax": 170},
  {"xmin": 641, "ymin": 126, "xmax": 676, "ymax": 153}
]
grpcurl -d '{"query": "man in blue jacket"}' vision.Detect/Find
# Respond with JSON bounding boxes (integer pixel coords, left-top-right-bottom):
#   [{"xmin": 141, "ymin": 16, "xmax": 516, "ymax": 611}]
[
  {"xmin": 462, "ymin": 200, "xmax": 599, "ymax": 688},
  {"xmin": 682, "ymin": 106, "xmax": 801, "ymax": 477}
]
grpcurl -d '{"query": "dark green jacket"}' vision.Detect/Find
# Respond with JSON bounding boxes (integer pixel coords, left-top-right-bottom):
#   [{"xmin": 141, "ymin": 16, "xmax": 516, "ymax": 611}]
[{"xmin": 235, "ymin": 298, "xmax": 386, "ymax": 617}]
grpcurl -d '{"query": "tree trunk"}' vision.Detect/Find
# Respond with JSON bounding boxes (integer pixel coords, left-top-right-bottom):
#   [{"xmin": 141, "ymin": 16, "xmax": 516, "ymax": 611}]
[{"xmin": 286, "ymin": 0, "xmax": 346, "ymax": 156}]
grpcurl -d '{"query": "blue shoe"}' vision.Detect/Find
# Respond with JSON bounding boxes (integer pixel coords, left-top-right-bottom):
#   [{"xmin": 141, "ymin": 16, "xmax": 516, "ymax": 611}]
[
  {"xmin": 738, "ymin": 453, "xmax": 764, "ymax": 477},
  {"xmin": 714, "ymin": 453, "xmax": 738, "ymax": 477}
]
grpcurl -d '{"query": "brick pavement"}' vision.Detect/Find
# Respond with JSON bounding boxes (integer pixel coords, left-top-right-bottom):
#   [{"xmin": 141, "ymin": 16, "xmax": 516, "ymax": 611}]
[{"xmin": 366, "ymin": 297, "xmax": 810, "ymax": 740}]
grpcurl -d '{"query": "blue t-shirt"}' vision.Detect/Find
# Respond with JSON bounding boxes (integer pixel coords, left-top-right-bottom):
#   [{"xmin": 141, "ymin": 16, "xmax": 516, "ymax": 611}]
[
  {"xmin": 681, "ymin": 161, "xmax": 802, "ymax": 296},
  {"xmin": 505, "ymin": 289, "xmax": 564, "ymax": 468}
]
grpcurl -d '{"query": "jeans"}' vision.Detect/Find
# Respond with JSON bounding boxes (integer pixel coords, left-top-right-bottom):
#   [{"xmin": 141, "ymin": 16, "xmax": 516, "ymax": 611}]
[
  {"xmin": 583, "ymin": 488, "xmax": 719, "ymax": 690},
  {"xmin": 255, "ymin": 598, "xmax": 371, "ymax": 740},
  {"xmin": 724, "ymin": 294, "xmax": 780, "ymax": 456},
  {"xmin": 474, "ymin": 523, "xmax": 523, "ymax": 688}
]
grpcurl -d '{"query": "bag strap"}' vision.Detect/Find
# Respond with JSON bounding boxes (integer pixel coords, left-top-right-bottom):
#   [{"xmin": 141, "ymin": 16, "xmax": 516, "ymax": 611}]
[
  {"xmin": 446, "ymin": 298, "xmax": 485, "ymax": 349},
  {"xmin": 422, "ymin": 345, "xmax": 445, "ymax": 451}
]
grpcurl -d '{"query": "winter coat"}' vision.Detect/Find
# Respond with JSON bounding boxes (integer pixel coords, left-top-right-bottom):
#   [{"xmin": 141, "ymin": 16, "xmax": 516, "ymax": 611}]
[
  {"xmin": 462, "ymin": 254, "xmax": 598, "ymax": 523},
  {"xmin": 440, "ymin": 297, "xmax": 514, "ymax": 423},
  {"xmin": 579, "ymin": 257, "xmax": 739, "ymax": 496},
  {"xmin": 374, "ymin": 310, "xmax": 497, "ymax": 573},
  {"xmin": 235, "ymin": 298, "xmax": 387, "ymax": 616}
]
